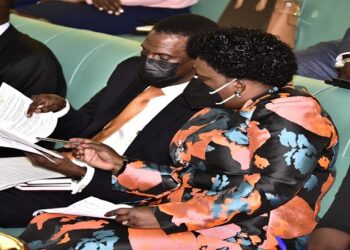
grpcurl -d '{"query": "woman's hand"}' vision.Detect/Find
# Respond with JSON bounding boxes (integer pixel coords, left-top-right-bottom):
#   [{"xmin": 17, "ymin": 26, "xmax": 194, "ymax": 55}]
[
  {"xmin": 25, "ymin": 152, "xmax": 86, "ymax": 178},
  {"xmin": 87, "ymin": 0, "xmax": 124, "ymax": 15},
  {"xmin": 105, "ymin": 207, "xmax": 161, "ymax": 228},
  {"xmin": 68, "ymin": 138, "xmax": 124, "ymax": 172},
  {"xmin": 27, "ymin": 94, "xmax": 66, "ymax": 118}
]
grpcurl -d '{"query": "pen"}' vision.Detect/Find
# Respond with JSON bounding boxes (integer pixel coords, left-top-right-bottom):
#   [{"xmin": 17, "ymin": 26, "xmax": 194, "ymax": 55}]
[{"xmin": 36, "ymin": 137, "xmax": 73, "ymax": 145}]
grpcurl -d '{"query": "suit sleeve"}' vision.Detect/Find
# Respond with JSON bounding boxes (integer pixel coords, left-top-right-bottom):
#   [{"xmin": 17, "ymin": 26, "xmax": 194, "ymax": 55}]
[
  {"xmin": 112, "ymin": 97, "xmax": 338, "ymax": 234},
  {"xmin": 5, "ymin": 46, "xmax": 66, "ymax": 97}
]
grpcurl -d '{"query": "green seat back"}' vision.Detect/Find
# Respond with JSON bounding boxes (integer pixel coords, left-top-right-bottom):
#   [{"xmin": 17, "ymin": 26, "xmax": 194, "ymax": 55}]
[{"xmin": 296, "ymin": 0, "xmax": 350, "ymax": 50}]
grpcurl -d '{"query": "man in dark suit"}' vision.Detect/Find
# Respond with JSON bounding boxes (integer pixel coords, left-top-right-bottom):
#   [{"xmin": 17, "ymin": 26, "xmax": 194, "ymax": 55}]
[
  {"xmin": 0, "ymin": 14, "xmax": 218, "ymax": 227},
  {"xmin": 0, "ymin": 0, "xmax": 66, "ymax": 157}
]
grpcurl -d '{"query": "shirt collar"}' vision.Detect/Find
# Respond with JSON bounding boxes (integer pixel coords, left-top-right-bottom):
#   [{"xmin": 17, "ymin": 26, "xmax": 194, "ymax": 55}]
[
  {"xmin": 0, "ymin": 22, "xmax": 10, "ymax": 36},
  {"xmin": 161, "ymin": 81, "xmax": 189, "ymax": 96}
]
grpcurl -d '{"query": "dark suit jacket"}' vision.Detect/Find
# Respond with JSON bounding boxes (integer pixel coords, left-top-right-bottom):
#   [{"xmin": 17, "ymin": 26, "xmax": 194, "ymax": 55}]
[
  {"xmin": 54, "ymin": 56, "xmax": 196, "ymax": 164},
  {"xmin": 0, "ymin": 25, "xmax": 66, "ymax": 157}
]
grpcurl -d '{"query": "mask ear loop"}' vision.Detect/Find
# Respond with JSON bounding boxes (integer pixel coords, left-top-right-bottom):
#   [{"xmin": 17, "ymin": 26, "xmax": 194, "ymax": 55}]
[
  {"xmin": 215, "ymin": 90, "xmax": 241, "ymax": 105},
  {"xmin": 209, "ymin": 78, "xmax": 237, "ymax": 95},
  {"xmin": 213, "ymin": 79, "xmax": 244, "ymax": 105}
]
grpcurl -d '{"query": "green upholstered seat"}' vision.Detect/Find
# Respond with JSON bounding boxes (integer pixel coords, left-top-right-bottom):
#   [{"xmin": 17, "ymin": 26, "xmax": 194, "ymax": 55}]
[{"xmin": 295, "ymin": 0, "xmax": 350, "ymax": 50}]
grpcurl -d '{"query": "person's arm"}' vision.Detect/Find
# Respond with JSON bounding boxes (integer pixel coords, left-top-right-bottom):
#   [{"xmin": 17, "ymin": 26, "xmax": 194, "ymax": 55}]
[
  {"xmin": 6, "ymin": 44, "xmax": 66, "ymax": 97},
  {"xmin": 70, "ymin": 138, "xmax": 180, "ymax": 197}
]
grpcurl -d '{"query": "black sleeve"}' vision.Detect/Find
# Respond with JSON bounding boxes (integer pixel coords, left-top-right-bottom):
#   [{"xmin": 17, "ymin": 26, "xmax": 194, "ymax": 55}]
[
  {"xmin": 0, "ymin": 28, "xmax": 66, "ymax": 97},
  {"xmin": 9, "ymin": 48, "xmax": 67, "ymax": 97},
  {"xmin": 317, "ymin": 166, "xmax": 350, "ymax": 234}
]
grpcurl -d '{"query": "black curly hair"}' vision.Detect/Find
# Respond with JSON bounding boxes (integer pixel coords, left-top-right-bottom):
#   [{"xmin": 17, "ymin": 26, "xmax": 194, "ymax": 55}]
[
  {"xmin": 186, "ymin": 27, "xmax": 297, "ymax": 87},
  {"xmin": 153, "ymin": 14, "xmax": 219, "ymax": 38}
]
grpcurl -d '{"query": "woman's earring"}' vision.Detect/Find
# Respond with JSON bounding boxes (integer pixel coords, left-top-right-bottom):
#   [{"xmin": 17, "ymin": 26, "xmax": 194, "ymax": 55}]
[{"xmin": 234, "ymin": 91, "xmax": 241, "ymax": 98}]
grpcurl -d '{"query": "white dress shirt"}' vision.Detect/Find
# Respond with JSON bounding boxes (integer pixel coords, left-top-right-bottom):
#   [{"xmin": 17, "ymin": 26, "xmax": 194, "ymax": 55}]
[
  {"xmin": 103, "ymin": 82, "xmax": 188, "ymax": 155},
  {"xmin": 0, "ymin": 22, "xmax": 10, "ymax": 36}
]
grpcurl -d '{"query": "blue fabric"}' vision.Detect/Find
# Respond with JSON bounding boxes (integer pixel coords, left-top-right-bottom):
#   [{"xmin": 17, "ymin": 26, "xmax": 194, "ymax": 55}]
[
  {"xmin": 295, "ymin": 27, "xmax": 350, "ymax": 81},
  {"xmin": 16, "ymin": 1, "xmax": 190, "ymax": 35}
]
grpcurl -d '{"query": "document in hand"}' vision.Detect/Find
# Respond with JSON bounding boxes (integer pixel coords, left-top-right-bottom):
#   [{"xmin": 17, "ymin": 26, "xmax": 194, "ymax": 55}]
[
  {"xmin": 33, "ymin": 196, "xmax": 133, "ymax": 219},
  {"xmin": 0, "ymin": 82, "xmax": 61, "ymax": 158}
]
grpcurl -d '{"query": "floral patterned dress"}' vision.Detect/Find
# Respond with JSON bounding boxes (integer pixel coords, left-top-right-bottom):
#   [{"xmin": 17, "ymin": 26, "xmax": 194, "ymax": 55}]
[{"xmin": 20, "ymin": 85, "xmax": 338, "ymax": 250}]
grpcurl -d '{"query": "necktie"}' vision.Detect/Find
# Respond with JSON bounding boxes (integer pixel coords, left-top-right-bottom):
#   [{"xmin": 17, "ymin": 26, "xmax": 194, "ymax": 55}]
[{"xmin": 92, "ymin": 86, "xmax": 164, "ymax": 142}]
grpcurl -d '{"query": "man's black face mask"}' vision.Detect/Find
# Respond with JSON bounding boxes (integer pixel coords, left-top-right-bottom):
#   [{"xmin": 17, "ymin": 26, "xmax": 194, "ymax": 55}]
[{"xmin": 139, "ymin": 57, "xmax": 181, "ymax": 88}]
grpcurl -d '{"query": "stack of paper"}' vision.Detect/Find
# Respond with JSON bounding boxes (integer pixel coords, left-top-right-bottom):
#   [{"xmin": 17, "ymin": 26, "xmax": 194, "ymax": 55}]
[
  {"xmin": 16, "ymin": 178, "xmax": 73, "ymax": 191},
  {"xmin": 0, "ymin": 157, "xmax": 66, "ymax": 191}
]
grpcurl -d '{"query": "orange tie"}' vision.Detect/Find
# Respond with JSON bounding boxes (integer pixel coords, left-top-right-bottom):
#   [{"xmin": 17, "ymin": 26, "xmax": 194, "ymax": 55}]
[{"xmin": 92, "ymin": 86, "xmax": 164, "ymax": 142}]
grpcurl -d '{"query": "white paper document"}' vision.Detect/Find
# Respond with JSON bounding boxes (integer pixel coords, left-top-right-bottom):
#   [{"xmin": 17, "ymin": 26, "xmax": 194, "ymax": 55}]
[
  {"xmin": 0, "ymin": 82, "xmax": 62, "ymax": 158},
  {"xmin": 34, "ymin": 196, "xmax": 133, "ymax": 219},
  {"xmin": 0, "ymin": 82, "xmax": 58, "ymax": 142},
  {"xmin": 15, "ymin": 177, "xmax": 73, "ymax": 191},
  {"xmin": 0, "ymin": 157, "xmax": 65, "ymax": 190}
]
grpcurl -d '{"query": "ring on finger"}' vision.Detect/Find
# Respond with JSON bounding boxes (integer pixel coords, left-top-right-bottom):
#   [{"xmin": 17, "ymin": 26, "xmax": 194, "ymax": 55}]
[{"xmin": 121, "ymin": 220, "xmax": 128, "ymax": 226}]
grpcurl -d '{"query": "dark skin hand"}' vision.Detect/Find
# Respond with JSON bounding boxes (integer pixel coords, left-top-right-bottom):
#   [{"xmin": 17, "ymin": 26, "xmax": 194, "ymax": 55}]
[
  {"xmin": 27, "ymin": 94, "xmax": 66, "ymax": 118},
  {"xmin": 105, "ymin": 206, "xmax": 161, "ymax": 228},
  {"xmin": 90, "ymin": 0, "xmax": 124, "ymax": 15},
  {"xmin": 25, "ymin": 152, "xmax": 86, "ymax": 178},
  {"xmin": 67, "ymin": 138, "xmax": 124, "ymax": 173}
]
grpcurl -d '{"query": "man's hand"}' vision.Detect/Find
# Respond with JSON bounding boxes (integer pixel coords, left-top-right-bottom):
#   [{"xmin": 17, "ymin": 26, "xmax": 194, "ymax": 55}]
[
  {"xmin": 68, "ymin": 138, "xmax": 124, "ymax": 172},
  {"xmin": 25, "ymin": 152, "xmax": 86, "ymax": 178},
  {"xmin": 105, "ymin": 207, "xmax": 161, "ymax": 228},
  {"xmin": 338, "ymin": 61, "xmax": 350, "ymax": 80},
  {"xmin": 27, "ymin": 94, "xmax": 66, "ymax": 118},
  {"xmin": 88, "ymin": 0, "xmax": 124, "ymax": 15}
]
